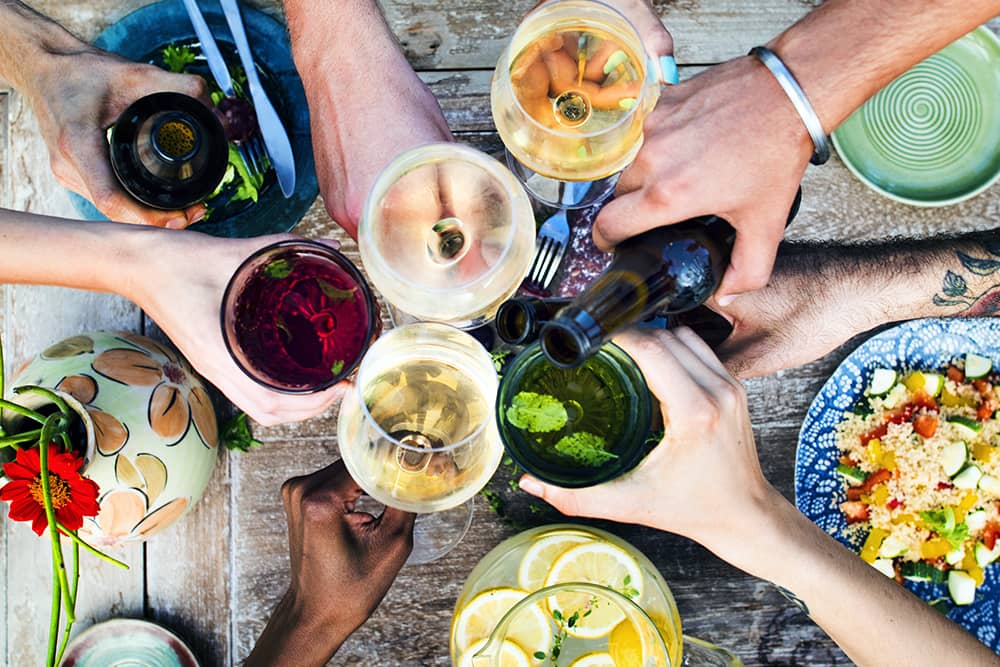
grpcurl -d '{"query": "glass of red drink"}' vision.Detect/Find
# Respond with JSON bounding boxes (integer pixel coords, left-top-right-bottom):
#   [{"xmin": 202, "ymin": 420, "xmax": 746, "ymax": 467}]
[{"xmin": 221, "ymin": 240, "xmax": 380, "ymax": 393}]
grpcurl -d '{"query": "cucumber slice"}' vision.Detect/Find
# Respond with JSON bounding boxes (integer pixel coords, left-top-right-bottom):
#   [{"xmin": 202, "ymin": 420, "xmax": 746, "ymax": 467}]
[
  {"xmin": 948, "ymin": 416, "xmax": 984, "ymax": 439},
  {"xmin": 965, "ymin": 353, "xmax": 993, "ymax": 380},
  {"xmin": 835, "ymin": 464, "xmax": 868, "ymax": 485},
  {"xmin": 953, "ymin": 465, "xmax": 984, "ymax": 490},
  {"xmin": 948, "ymin": 570, "xmax": 977, "ymax": 606},
  {"xmin": 922, "ymin": 372, "xmax": 945, "ymax": 397},
  {"xmin": 979, "ymin": 474, "xmax": 1000, "ymax": 497},
  {"xmin": 966, "ymin": 509, "xmax": 988, "ymax": 532},
  {"xmin": 878, "ymin": 535, "xmax": 909, "ymax": 559},
  {"xmin": 868, "ymin": 368, "xmax": 898, "ymax": 396},
  {"xmin": 946, "ymin": 548, "xmax": 966, "ymax": 565},
  {"xmin": 975, "ymin": 541, "xmax": 1000, "ymax": 567},
  {"xmin": 901, "ymin": 561, "xmax": 947, "ymax": 583},
  {"xmin": 871, "ymin": 559, "xmax": 896, "ymax": 578},
  {"xmin": 941, "ymin": 441, "xmax": 969, "ymax": 477}
]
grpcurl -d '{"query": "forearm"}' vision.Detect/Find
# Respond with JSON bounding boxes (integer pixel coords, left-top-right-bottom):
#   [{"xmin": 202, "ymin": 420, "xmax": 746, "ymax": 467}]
[
  {"xmin": 767, "ymin": 0, "xmax": 999, "ymax": 131},
  {"xmin": 0, "ymin": 1, "xmax": 86, "ymax": 90},
  {"xmin": 245, "ymin": 591, "xmax": 350, "ymax": 667},
  {"xmin": 0, "ymin": 210, "xmax": 152, "ymax": 297},
  {"xmin": 725, "ymin": 490, "xmax": 999, "ymax": 666},
  {"xmin": 779, "ymin": 231, "xmax": 1000, "ymax": 328}
]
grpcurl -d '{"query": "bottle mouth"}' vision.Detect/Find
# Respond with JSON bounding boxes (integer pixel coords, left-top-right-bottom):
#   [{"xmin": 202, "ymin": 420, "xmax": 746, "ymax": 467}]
[
  {"xmin": 495, "ymin": 300, "xmax": 532, "ymax": 345},
  {"xmin": 540, "ymin": 319, "xmax": 589, "ymax": 369}
]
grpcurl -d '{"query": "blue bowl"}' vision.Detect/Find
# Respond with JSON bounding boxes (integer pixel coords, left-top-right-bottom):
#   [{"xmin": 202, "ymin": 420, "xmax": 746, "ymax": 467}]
[{"xmin": 69, "ymin": 0, "xmax": 318, "ymax": 238}]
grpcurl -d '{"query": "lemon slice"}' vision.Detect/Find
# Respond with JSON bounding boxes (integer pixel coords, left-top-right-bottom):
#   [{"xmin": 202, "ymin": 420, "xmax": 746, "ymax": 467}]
[
  {"xmin": 518, "ymin": 533, "xmax": 590, "ymax": 591},
  {"xmin": 453, "ymin": 587, "xmax": 553, "ymax": 660},
  {"xmin": 544, "ymin": 542, "xmax": 644, "ymax": 639},
  {"xmin": 608, "ymin": 619, "xmax": 644, "ymax": 664},
  {"xmin": 568, "ymin": 652, "xmax": 616, "ymax": 667},
  {"xmin": 459, "ymin": 638, "xmax": 532, "ymax": 667}
]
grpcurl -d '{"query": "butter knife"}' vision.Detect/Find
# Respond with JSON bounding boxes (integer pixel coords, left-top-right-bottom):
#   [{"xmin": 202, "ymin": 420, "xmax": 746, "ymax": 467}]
[
  {"xmin": 219, "ymin": 0, "xmax": 296, "ymax": 197},
  {"xmin": 180, "ymin": 0, "xmax": 234, "ymax": 96}
]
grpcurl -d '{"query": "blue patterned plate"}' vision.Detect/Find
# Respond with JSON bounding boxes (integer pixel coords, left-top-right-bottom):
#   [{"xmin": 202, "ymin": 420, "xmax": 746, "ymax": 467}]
[
  {"xmin": 796, "ymin": 318, "xmax": 1000, "ymax": 651},
  {"xmin": 60, "ymin": 618, "xmax": 198, "ymax": 666},
  {"xmin": 67, "ymin": 0, "xmax": 318, "ymax": 238}
]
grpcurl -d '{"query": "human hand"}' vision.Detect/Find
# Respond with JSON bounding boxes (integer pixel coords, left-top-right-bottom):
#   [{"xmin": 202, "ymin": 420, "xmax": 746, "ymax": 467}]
[
  {"xmin": 594, "ymin": 55, "xmax": 813, "ymax": 303},
  {"xmin": 517, "ymin": 326, "xmax": 778, "ymax": 555},
  {"xmin": 26, "ymin": 47, "xmax": 211, "ymax": 228},
  {"xmin": 129, "ymin": 230, "xmax": 353, "ymax": 425},
  {"xmin": 246, "ymin": 459, "xmax": 414, "ymax": 666}
]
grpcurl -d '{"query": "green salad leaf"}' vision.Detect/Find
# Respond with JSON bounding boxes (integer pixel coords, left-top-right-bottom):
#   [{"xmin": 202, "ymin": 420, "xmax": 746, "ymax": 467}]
[
  {"xmin": 506, "ymin": 392, "xmax": 567, "ymax": 433},
  {"xmin": 317, "ymin": 278, "xmax": 357, "ymax": 302},
  {"xmin": 221, "ymin": 412, "xmax": 263, "ymax": 453},
  {"xmin": 162, "ymin": 44, "xmax": 196, "ymax": 73},
  {"xmin": 554, "ymin": 432, "xmax": 617, "ymax": 467}
]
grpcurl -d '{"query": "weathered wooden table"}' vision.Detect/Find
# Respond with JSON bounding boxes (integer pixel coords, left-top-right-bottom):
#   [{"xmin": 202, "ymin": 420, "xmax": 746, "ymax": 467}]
[{"xmin": 1, "ymin": 1, "xmax": 998, "ymax": 665}]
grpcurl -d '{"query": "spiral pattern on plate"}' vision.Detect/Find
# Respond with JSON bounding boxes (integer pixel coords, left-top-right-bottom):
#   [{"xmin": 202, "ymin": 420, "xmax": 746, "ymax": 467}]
[{"xmin": 862, "ymin": 53, "xmax": 982, "ymax": 171}]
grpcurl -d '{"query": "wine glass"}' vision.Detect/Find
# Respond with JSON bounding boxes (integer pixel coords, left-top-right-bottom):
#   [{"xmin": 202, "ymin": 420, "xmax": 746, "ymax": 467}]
[
  {"xmin": 221, "ymin": 240, "xmax": 380, "ymax": 393},
  {"xmin": 337, "ymin": 322, "xmax": 503, "ymax": 563},
  {"xmin": 358, "ymin": 143, "xmax": 536, "ymax": 330},
  {"xmin": 491, "ymin": 0, "xmax": 661, "ymax": 209}
]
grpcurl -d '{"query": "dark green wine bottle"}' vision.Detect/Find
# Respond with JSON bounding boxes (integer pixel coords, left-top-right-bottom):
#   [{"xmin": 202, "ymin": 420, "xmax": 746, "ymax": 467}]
[
  {"xmin": 495, "ymin": 296, "xmax": 573, "ymax": 345},
  {"xmin": 540, "ymin": 216, "xmax": 734, "ymax": 368},
  {"xmin": 109, "ymin": 92, "xmax": 228, "ymax": 210}
]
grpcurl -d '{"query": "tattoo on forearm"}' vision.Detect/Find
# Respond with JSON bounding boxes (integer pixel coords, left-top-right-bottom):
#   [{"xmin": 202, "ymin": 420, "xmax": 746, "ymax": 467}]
[
  {"xmin": 775, "ymin": 585, "xmax": 810, "ymax": 615},
  {"xmin": 933, "ymin": 241, "xmax": 1000, "ymax": 316}
]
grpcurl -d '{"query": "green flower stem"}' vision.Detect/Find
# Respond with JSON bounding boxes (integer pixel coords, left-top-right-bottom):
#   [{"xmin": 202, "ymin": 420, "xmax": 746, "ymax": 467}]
[
  {"xmin": 38, "ymin": 415, "xmax": 75, "ymax": 624},
  {"xmin": 14, "ymin": 385, "xmax": 71, "ymax": 417},
  {"xmin": 0, "ymin": 428, "xmax": 42, "ymax": 447},
  {"xmin": 54, "ymin": 542, "xmax": 80, "ymax": 666},
  {"xmin": 47, "ymin": 555, "xmax": 60, "ymax": 667},
  {"xmin": 56, "ymin": 523, "xmax": 129, "ymax": 570},
  {"xmin": 0, "ymin": 399, "xmax": 46, "ymax": 424}
]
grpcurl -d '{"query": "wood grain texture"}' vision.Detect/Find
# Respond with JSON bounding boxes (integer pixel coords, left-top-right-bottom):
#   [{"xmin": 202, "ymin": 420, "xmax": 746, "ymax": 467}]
[
  {"xmin": 0, "ymin": 86, "xmax": 8, "ymax": 667},
  {"xmin": 141, "ymin": 322, "xmax": 232, "ymax": 667}
]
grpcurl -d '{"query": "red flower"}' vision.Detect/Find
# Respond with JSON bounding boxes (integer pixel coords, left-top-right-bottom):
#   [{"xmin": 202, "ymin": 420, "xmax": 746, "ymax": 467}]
[{"xmin": 0, "ymin": 445, "xmax": 100, "ymax": 536}]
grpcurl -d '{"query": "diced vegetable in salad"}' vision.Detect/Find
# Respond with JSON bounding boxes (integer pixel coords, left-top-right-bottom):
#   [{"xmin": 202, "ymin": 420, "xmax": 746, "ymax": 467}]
[{"xmin": 843, "ymin": 352, "xmax": 1000, "ymax": 606}]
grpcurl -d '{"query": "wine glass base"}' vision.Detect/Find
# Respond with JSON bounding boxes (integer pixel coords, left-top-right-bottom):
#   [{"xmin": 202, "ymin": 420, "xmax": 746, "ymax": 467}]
[
  {"xmin": 350, "ymin": 494, "xmax": 476, "ymax": 566},
  {"xmin": 681, "ymin": 635, "xmax": 743, "ymax": 666},
  {"xmin": 505, "ymin": 151, "xmax": 618, "ymax": 209}
]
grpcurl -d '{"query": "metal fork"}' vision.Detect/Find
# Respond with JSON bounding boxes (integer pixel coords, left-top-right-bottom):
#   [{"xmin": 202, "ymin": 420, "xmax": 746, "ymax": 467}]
[
  {"xmin": 238, "ymin": 134, "xmax": 269, "ymax": 183},
  {"xmin": 525, "ymin": 182, "xmax": 589, "ymax": 290}
]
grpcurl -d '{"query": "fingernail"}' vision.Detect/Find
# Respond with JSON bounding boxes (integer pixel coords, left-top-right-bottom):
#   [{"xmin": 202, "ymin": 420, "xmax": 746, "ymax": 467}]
[
  {"xmin": 518, "ymin": 476, "xmax": 543, "ymax": 497},
  {"xmin": 166, "ymin": 217, "xmax": 187, "ymax": 230},
  {"xmin": 717, "ymin": 293, "xmax": 739, "ymax": 307},
  {"xmin": 188, "ymin": 209, "xmax": 206, "ymax": 224},
  {"xmin": 659, "ymin": 55, "xmax": 679, "ymax": 85}
]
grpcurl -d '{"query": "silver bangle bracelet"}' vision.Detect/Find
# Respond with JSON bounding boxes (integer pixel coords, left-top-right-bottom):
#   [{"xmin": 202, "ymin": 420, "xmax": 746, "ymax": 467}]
[{"xmin": 749, "ymin": 46, "xmax": 831, "ymax": 166}]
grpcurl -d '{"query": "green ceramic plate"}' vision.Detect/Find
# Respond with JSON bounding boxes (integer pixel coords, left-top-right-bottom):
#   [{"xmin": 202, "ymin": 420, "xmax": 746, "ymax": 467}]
[
  {"xmin": 60, "ymin": 618, "xmax": 198, "ymax": 666},
  {"xmin": 832, "ymin": 26, "xmax": 1000, "ymax": 207}
]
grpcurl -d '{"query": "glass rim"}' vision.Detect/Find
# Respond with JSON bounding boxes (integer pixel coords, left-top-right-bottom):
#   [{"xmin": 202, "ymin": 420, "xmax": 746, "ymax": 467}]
[
  {"xmin": 219, "ymin": 238, "xmax": 379, "ymax": 395},
  {"xmin": 475, "ymin": 581, "xmax": 670, "ymax": 664},
  {"xmin": 354, "ymin": 322, "xmax": 498, "ymax": 453},
  {"xmin": 358, "ymin": 142, "xmax": 533, "ymax": 296},
  {"xmin": 496, "ymin": 0, "xmax": 656, "ymax": 142}
]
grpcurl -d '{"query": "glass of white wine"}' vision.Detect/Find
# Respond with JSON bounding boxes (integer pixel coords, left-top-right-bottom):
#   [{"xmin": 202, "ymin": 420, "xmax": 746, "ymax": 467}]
[
  {"xmin": 338, "ymin": 322, "xmax": 503, "ymax": 563},
  {"xmin": 491, "ymin": 0, "xmax": 661, "ymax": 208},
  {"xmin": 359, "ymin": 143, "xmax": 536, "ymax": 330}
]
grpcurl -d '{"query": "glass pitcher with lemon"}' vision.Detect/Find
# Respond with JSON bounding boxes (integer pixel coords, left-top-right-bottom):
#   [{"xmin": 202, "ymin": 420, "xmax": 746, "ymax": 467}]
[{"xmin": 450, "ymin": 524, "xmax": 741, "ymax": 666}]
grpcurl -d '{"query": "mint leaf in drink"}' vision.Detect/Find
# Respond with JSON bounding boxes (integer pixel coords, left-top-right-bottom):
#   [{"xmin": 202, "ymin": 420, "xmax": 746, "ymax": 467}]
[
  {"xmin": 317, "ymin": 278, "xmax": 357, "ymax": 302},
  {"xmin": 506, "ymin": 391, "xmax": 568, "ymax": 433},
  {"xmin": 220, "ymin": 412, "xmax": 263, "ymax": 453},
  {"xmin": 330, "ymin": 359, "xmax": 344, "ymax": 376},
  {"xmin": 263, "ymin": 258, "xmax": 293, "ymax": 279},
  {"xmin": 554, "ymin": 432, "xmax": 617, "ymax": 466}
]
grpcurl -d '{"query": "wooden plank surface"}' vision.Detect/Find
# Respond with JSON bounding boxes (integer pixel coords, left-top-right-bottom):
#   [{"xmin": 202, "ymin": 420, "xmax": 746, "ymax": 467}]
[{"xmin": 1, "ymin": 0, "xmax": 998, "ymax": 666}]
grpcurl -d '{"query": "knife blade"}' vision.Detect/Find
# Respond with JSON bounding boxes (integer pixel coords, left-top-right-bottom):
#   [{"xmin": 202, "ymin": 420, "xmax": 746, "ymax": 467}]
[
  {"xmin": 180, "ymin": 0, "xmax": 234, "ymax": 96},
  {"xmin": 219, "ymin": 0, "xmax": 296, "ymax": 198}
]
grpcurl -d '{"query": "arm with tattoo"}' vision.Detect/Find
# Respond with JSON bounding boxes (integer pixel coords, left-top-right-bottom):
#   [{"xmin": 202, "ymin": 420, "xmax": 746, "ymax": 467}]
[{"xmin": 712, "ymin": 230, "xmax": 1000, "ymax": 378}]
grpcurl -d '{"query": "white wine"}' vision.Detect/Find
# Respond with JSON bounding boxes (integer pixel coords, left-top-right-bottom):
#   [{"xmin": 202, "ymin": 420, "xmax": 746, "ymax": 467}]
[
  {"xmin": 338, "ymin": 324, "xmax": 502, "ymax": 513},
  {"xmin": 492, "ymin": 1, "xmax": 659, "ymax": 183}
]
